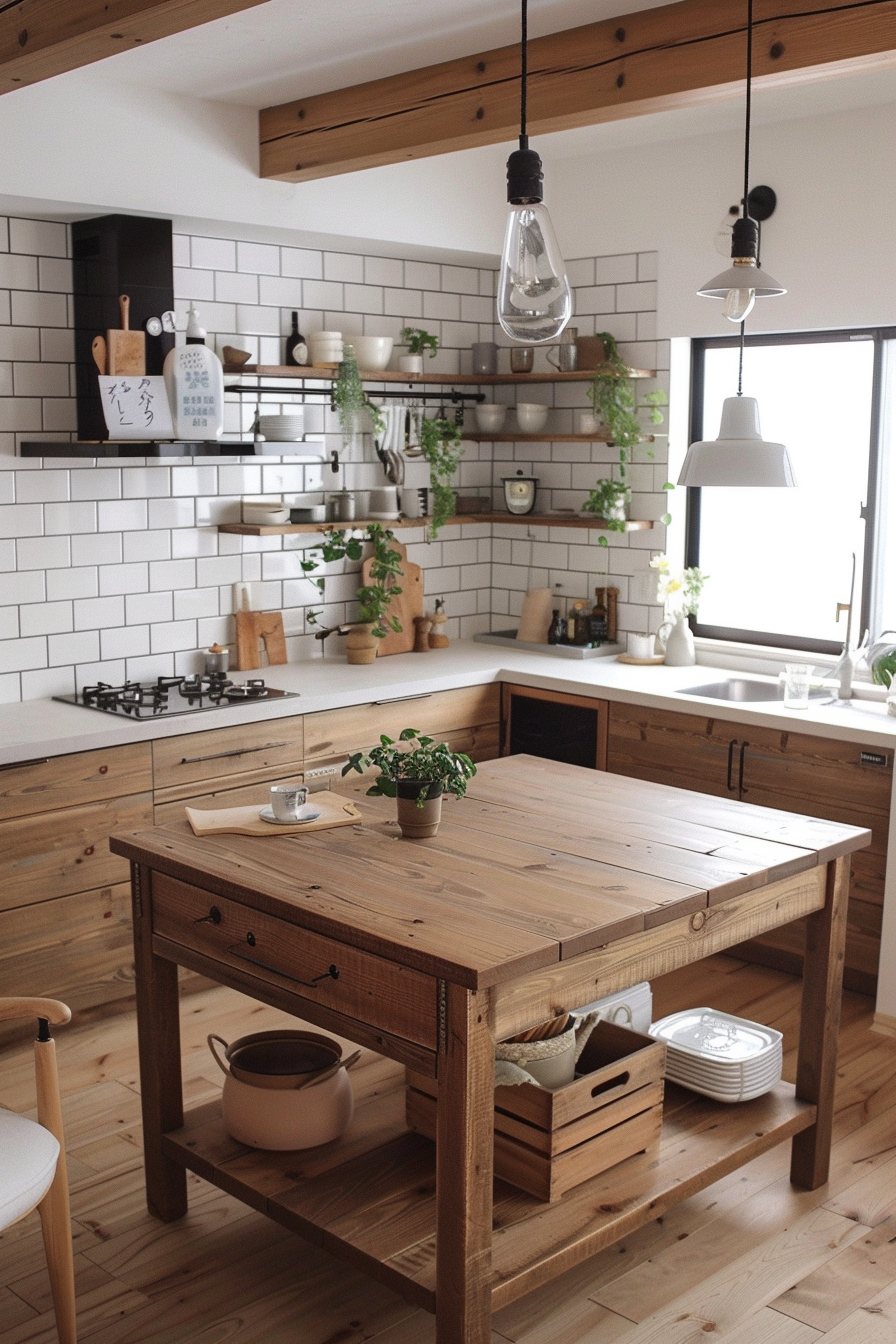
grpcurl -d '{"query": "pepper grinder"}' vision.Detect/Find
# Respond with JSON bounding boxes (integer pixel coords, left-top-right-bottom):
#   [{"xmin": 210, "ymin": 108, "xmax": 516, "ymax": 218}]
[
  {"xmin": 428, "ymin": 598, "xmax": 450, "ymax": 649},
  {"xmin": 413, "ymin": 615, "xmax": 433, "ymax": 652}
]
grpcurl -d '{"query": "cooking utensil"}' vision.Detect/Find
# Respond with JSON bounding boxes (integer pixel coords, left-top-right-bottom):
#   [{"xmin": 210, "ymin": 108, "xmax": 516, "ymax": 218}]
[
  {"xmin": 91, "ymin": 335, "xmax": 106, "ymax": 375},
  {"xmin": 107, "ymin": 294, "xmax": 145, "ymax": 376}
]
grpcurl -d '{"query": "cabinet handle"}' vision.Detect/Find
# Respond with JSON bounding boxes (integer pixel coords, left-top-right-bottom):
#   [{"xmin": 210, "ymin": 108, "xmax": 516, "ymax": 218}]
[
  {"xmin": 370, "ymin": 693, "xmax": 433, "ymax": 706},
  {"xmin": 738, "ymin": 741, "xmax": 749, "ymax": 795},
  {"xmin": 226, "ymin": 939, "xmax": 339, "ymax": 989},
  {"xmin": 196, "ymin": 906, "xmax": 222, "ymax": 925},
  {"xmin": 726, "ymin": 739, "xmax": 738, "ymax": 792},
  {"xmin": 178, "ymin": 741, "xmax": 289, "ymax": 765},
  {"xmin": 0, "ymin": 757, "xmax": 49, "ymax": 772}
]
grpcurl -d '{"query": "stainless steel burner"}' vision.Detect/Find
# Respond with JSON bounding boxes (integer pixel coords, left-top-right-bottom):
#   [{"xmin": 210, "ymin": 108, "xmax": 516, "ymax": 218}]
[{"xmin": 54, "ymin": 675, "xmax": 298, "ymax": 718}]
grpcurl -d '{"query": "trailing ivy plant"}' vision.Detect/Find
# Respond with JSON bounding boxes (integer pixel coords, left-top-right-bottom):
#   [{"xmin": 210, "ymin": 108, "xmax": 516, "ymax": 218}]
[
  {"xmin": 419, "ymin": 415, "xmax": 463, "ymax": 539},
  {"xmin": 586, "ymin": 331, "xmax": 666, "ymax": 478},
  {"xmin": 301, "ymin": 523, "xmax": 403, "ymax": 638},
  {"xmin": 332, "ymin": 344, "xmax": 385, "ymax": 445}
]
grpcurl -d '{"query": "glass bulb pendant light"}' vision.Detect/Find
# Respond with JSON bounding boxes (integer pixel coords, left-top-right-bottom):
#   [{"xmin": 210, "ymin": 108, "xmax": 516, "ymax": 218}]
[
  {"xmin": 497, "ymin": 0, "xmax": 572, "ymax": 343},
  {"xmin": 698, "ymin": 0, "xmax": 784, "ymax": 320}
]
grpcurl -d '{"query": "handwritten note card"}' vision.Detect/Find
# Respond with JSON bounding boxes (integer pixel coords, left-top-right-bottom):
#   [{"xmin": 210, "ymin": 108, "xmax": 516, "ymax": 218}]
[{"xmin": 99, "ymin": 376, "xmax": 175, "ymax": 440}]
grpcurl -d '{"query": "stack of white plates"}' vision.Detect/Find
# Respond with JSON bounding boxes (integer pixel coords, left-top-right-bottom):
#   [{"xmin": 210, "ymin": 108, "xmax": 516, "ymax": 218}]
[
  {"xmin": 649, "ymin": 1008, "xmax": 783, "ymax": 1103},
  {"xmin": 258, "ymin": 413, "xmax": 305, "ymax": 442}
]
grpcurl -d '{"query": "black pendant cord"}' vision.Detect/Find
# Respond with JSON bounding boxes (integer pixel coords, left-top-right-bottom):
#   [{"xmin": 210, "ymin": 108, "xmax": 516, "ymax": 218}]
[
  {"xmin": 519, "ymin": 0, "xmax": 528, "ymax": 150},
  {"xmin": 742, "ymin": 0, "xmax": 752, "ymax": 219}
]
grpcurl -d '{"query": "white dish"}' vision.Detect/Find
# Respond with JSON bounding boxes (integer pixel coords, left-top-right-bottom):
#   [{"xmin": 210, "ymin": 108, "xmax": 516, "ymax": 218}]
[
  {"xmin": 348, "ymin": 336, "xmax": 394, "ymax": 371},
  {"xmin": 649, "ymin": 1009, "xmax": 782, "ymax": 1063},
  {"xmin": 259, "ymin": 805, "xmax": 322, "ymax": 825},
  {"xmin": 368, "ymin": 510, "xmax": 401, "ymax": 520}
]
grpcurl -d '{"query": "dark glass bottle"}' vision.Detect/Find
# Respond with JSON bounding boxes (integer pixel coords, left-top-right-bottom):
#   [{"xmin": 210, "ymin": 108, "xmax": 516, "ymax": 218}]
[
  {"xmin": 590, "ymin": 588, "xmax": 609, "ymax": 644},
  {"xmin": 285, "ymin": 312, "xmax": 308, "ymax": 366},
  {"xmin": 548, "ymin": 609, "xmax": 565, "ymax": 645}
]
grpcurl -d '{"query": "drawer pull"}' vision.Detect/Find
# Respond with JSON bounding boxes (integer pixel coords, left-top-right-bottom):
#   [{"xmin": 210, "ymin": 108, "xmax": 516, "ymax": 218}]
[
  {"xmin": 370, "ymin": 693, "xmax": 432, "ymax": 706},
  {"xmin": 227, "ymin": 939, "xmax": 340, "ymax": 988},
  {"xmin": 196, "ymin": 906, "xmax": 222, "ymax": 925},
  {"xmin": 0, "ymin": 756, "xmax": 49, "ymax": 771},
  {"xmin": 178, "ymin": 741, "xmax": 289, "ymax": 765}
]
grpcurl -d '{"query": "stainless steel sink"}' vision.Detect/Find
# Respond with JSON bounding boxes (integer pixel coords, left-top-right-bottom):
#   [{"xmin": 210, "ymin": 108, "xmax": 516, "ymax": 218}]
[{"xmin": 679, "ymin": 678, "xmax": 827, "ymax": 703}]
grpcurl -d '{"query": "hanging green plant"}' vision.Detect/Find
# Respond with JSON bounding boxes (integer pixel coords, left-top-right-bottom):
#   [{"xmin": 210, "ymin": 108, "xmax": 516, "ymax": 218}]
[
  {"xmin": 332, "ymin": 345, "xmax": 384, "ymax": 445},
  {"xmin": 587, "ymin": 332, "xmax": 666, "ymax": 478},
  {"xmin": 419, "ymin": 416, "xmax": 464, "ymax": 539},
  {"xmin": 301, "ymin": 523, "xmax": 403, "ymax": 638}
]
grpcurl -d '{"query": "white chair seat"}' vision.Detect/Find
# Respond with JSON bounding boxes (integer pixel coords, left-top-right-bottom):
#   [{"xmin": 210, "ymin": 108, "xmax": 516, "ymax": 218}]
[{"xmin": 0, "ymin": 1108, "xmax": 60, "ymax": 1229}]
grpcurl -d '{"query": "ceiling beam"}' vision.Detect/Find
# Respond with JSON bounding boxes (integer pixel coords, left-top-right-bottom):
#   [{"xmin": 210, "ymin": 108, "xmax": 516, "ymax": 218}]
[
  {"xmin": 0, "ymin": 0, "xmax": 271, "ymax": 94},
  {"xmin": 260, "ymin": 0, "xmax": 896, "ymax": 183}
]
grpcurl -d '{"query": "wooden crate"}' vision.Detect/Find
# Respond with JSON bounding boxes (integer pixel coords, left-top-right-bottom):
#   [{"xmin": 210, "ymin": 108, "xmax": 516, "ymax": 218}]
[{"xmin": 406, "ymin": 1019, "xmax": 665, "ymax": 1201}]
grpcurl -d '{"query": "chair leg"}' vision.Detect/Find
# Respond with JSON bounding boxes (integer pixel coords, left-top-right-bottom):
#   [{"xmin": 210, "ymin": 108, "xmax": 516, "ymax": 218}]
[{"xmin": 37, "ymin": 1170, "xmax": 77, "ymax": 1344}]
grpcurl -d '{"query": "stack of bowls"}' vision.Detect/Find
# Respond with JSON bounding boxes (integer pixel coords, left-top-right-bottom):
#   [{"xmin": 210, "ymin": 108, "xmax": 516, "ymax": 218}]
[
  {"xmin": 350, "ymin": 335, "xmax": 393, "ymax": 371},
  {"xmin": 258, "ymin": 411, "xmax": 305, "ymax": 442},
  {"xmin": 307, "ymin": 331, "xmax": 344, "ymax": 367},
  {"xmin": 515, "ymin": 402, "xmax": 549, "ymax": 433},
  {"xmin": 242, "ymin": 499, "xmax": 290, "ymax": 525},
  {"xmin": 474, "ymin": 403, "xmax": 508, "ymax": 433}
]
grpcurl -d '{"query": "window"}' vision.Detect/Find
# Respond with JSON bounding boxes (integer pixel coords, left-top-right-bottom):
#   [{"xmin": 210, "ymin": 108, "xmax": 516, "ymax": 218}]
[{"xmin": 686, "ymin": 330, "xmax": 887, "ymax": 654}]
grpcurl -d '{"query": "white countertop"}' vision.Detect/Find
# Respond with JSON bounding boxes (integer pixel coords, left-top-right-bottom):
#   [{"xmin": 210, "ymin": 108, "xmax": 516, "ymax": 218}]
[{"xmin": 3, "ymin": 641, "xmax": 895, "ymax": 768}]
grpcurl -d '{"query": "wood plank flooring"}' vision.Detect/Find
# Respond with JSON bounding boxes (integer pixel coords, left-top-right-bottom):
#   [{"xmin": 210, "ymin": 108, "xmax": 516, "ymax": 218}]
[{"xmin": 2, "ymin": 953, "xmax": 895, "ymax": 1344}]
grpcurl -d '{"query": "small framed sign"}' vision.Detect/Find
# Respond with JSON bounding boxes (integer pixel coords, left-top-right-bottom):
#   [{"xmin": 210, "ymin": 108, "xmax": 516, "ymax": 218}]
[{"xmin": 99, "ymin": 375, "xmax": 175, "ymax": 439}]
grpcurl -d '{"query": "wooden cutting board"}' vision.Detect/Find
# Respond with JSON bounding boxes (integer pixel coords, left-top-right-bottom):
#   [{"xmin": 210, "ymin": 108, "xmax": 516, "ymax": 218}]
[
  {"xmin": 362, "ymin": 539, "xmax": 423, "ymax": 656},
  {"xmin": 107, "ymin": 294, "xmax": 145, "ymax": 376},
  {"xmin": 234, "ymin": 611, "xmax": 288, "ymax": 670}
]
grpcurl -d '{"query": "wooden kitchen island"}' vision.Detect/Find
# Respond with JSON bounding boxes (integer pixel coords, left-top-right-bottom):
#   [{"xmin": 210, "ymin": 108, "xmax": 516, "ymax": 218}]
[{"xmin": 111, "ymin": 755, "xmax": 870, "ymax": 1344}]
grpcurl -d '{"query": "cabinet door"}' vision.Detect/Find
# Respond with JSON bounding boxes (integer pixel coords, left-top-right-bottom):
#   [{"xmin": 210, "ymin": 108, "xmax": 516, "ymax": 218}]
[
  {"xmin": 304, "ymin": 685, "xmax": 500, "ymax": 764},
  {"xmin": 153, "ymin": 716, "xmax": 304, "ymax": 803},
  {"xmin": 607, "ymin": 703, "xmax": 734, "ymax": 797},
  {"xmin": 502, "ymin": 684, "xmax": 609, "ymax": 770}
]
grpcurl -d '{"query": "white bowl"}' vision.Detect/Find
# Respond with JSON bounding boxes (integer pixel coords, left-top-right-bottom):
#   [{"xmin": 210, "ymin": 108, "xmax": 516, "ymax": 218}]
[
  {"xmin": 349, "ymin": 336, "xmax": 394, "ymax": 371},
  {"xmin": 474, "ymin": 403, "xmax": 508, "ymax": 433},
  {"xmin": 515, "ymin": 402, "xmax": 549, "ymax": 433}
]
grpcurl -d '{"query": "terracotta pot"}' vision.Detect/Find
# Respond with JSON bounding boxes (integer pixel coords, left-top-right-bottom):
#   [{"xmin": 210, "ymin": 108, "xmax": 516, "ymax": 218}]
[
  {"xmin": 396, "ymin": 780, "xmax": 443, "ymax": 838},
  {"xmin": 345, "ymin": 622, "xmax": 377, "ymax": 664}
]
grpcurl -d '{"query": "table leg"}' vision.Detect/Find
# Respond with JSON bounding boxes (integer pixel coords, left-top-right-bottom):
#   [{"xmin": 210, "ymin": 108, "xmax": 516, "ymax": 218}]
[
  {"xmin": 131, "ymin": 863, "xmax": 188, "ymax": 1221},
  {"xmin": 790, "ymin": 854, "xmax": 849, "ymax": 1190},
  {"xmin": 436, "ymin": 981, "xmax": 494, "ymax": 1344}
]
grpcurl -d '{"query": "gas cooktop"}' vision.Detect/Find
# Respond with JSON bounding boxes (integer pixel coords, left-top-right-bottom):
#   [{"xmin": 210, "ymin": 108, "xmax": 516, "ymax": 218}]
[{"xmin": 54, "ymin": 674, "xmax": 299, "ymax": 719}]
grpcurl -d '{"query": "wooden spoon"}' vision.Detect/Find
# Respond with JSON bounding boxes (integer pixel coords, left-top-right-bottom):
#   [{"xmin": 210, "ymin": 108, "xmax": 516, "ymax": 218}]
[{"xmin": 92, "ymin": 335, "xmax": 106, "ymax": 375}]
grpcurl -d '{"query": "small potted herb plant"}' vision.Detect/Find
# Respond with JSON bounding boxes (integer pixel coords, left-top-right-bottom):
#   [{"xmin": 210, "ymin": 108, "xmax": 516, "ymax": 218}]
[
  {"xmin": 342, "ymin": 728, "xmax": 476, "ymax": 838},
  {"xmin": 398, "ymin": 327, "xmax": 439, "ymax": 374},
  {"xmin": 581, "ymin": 477, "xmax": 631, "ymax": 530}
]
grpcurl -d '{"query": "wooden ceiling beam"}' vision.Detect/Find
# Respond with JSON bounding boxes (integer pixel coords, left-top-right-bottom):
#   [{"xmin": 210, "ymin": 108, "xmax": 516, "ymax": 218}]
[
  {"xmin": 260, "ymin": 0, "xmax": 896, "ymax": 182},
  {"xmin": 0, "ymin": 0, "xmax": 270, "ymax": 94}
]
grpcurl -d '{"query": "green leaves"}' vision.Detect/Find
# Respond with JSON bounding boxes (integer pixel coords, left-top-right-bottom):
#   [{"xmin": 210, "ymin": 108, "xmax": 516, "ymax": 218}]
[
  {"xmin": 419, "ymin": 416, "xmax": 464, "ymax": 538},
  {"xmin": 342, "ymin": 727, "xmax": 477, "ymax": 804}
]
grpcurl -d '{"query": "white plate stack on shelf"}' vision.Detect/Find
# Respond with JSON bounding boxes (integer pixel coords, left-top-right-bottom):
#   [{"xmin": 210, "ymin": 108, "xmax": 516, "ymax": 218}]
[
  {"xmin": 648, "ymin": 1008, "xmax": 783, "ymax": 1103},
  {"xmin": 258, "ymin": 412, "xmax": 305, "ymax": 442}
]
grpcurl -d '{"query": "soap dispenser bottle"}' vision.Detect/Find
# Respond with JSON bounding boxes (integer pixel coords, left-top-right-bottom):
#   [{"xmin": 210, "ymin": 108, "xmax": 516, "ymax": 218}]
[{"xmin": 163, "ymin": 339, "xmax": 225, "ymax": 440}]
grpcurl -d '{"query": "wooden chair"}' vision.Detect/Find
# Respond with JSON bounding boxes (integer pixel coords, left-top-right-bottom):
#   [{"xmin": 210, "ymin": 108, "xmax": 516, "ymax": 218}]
[{"xmin": 0, "ymin": 997, "xmax": 77, "ymax": 1343}]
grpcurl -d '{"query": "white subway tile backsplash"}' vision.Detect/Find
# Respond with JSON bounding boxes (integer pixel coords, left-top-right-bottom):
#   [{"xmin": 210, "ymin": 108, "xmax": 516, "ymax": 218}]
[
  {"xmin": 48, "ymin": 630, "xmax": 99, "ymax": 667},
  {"xmin": 238, "ymin": 241, "xmax": 280, "ymax": 275},
  {"xmin": 10, "ymin": 290, "xmax": 68, "ymax": 328},
  {"xmin": 47, "ymin": 567, "xmax": 98, "ymax": 601},
  {"xmin": 0, "ymin": 254, "xmax": 38, "ymax": 288},
  {"xmin": 0, "ymin": 605, "xmax": 19, "ymax": 639},
  {"xmin": 0, "ymin": 327, "xmax": 39, "ymax": 360},
  {"xmin": 151, "ymin": 619, "xmax": 198, "ymax": 654},
  {"xmin": 45, "ymin": 501, "xmax": 97, "ymax": 534},
  {"xmin": 99, "ymin": 561, "xmax": 149, "ymax": 595},
  {"xmin": 9, "ymin": 218, "xmax": 66, "ymax": 256},
  {"xmin": 0, "ymin": 398, "xmax": 41, "ymax": 431},
  {"xmin": 123, "ymin": 530, "xmax": 171, "ymax": 563},
  {"xmin": 38, "ymin": 257, "xmax": 72, "ymax": 293},
  {"xmin": 148, "ymin": 497, "xmax": 195, "ymax": 529},
  {"xmin": 98, "ymin": 499, "xmax": 145, "ymax": 531},
  {"xmin": 122, "ymin": 467, "xmax": 171, "ymax": 499},
  {"xmin": 216, "ymin": 270, "xmax": 259, "ymax": 304},
  {"xmin": 257, "ymin": 275, "xmax": 302, "ymax": 308},
  {"xmin": 71, "ymin": 532, "xmax": 122, "ymax": 566},
  {"xmin": 17, "ymin": 535, "xmax": 70, "ymax": 569},
  {"xmin": 70, "ymin": 469, "xmax": 121, "ymax": 502},
  {"xmin": 192, "ymin": 236, "xmax": 237, "ymax": 270},
  {"xmin": 405, "ymin": 260, "xmax": 441, "ymax": 291},
  {"xmin": 15, "ymin": 468, "xmax": 68, "ymax": 502},
  {"xmin": 324, "ymin": 253, "xmax": 364, "ymax": 283},
  {"xmin": 21, "ymin": 600, "xmax": 72, "ymax": 637},
  {"xmin": 364, "ymin": 256, "xmax": 403, "ymax": 287},
  {"xmin": 0, "ymin": 635, "xmax": 47, "ymax": 673},
  {"xmin": 0, "ymin": 502, "xmax": 42, "ymax": 535},
  {"xmin": 126, "ymin": 591, "xmax": 174, "ymax": 625},
  {"xmin": 101, "ymin": 624, "xmax": 151, "ymax": 660},
  {"xmin": 149, "ymin": 558, "xmax": 196, "ymax": 591},
  {"xmin": 281, "ymin": 248, "xmax": 323, "ymax": 280},
  {"xmin": 174, "ymin": 266, "xmax": 215, "ymax": 301},
  {"xmin": 13, "ymin": 363, "xmax": 70, "ymax": 397},
  {"xmin": 39, "ymin": 328, "xmax": 75, "ymax": 363}
]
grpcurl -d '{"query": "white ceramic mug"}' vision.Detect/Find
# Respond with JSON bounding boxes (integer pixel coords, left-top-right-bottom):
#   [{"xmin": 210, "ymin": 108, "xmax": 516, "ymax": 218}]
[
  {"xmin": 627, "ymin": 632, "xmax": 656, "ymax": 660},
  {"xmin": 270, "ymin": 783, "xmax": 308, "ymax": 821}
]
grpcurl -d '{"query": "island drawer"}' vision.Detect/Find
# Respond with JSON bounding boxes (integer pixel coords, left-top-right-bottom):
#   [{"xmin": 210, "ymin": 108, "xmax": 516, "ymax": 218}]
[{"xmin": 151, "ymin": 874, "xmax": 438, "ymax": 1049}]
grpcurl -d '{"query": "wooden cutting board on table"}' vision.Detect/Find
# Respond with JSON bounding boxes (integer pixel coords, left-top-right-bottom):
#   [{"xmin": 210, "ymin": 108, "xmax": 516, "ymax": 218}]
[
  {"xmin": 361, "ymin": 540, "xmax": 423, "ymax": 656},
  {"xmin": 107, "ymin": 294, "xmax": 145, "ymax": 375}
]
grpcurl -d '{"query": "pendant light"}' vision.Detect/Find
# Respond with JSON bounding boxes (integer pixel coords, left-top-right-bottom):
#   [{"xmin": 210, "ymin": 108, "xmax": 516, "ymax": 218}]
[
  {"xmin": 680, "ymin": 0, "xmax": 794, "ymax": 488},
  {"xmin": 497, "ymin": 0, "xmax": 572, "ymax": 343},
  {"xmin": 677, "ymin": 324, "xmax": 796, "ymax": 487},
  {"xmin": 698, "ymin": 0, "xmax": 784, "ymax": 321}
]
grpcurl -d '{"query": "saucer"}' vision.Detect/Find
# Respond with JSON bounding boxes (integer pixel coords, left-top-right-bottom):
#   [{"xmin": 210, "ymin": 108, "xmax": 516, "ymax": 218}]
[{"xmin": 259, "ymin": 805, "xmax": 322, "ymax": 826}]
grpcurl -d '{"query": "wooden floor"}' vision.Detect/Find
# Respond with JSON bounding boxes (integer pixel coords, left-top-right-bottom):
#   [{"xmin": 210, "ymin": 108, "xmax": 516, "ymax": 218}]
[{"xmin": 2, "ymin": 954, "xmax": 896, "ymax": 1344}]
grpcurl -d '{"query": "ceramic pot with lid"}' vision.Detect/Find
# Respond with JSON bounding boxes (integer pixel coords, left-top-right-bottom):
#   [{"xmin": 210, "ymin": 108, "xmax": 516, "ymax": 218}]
[{"xmin": 208, "ymin": 1029, "xmax": 357, "ymax": 1149}]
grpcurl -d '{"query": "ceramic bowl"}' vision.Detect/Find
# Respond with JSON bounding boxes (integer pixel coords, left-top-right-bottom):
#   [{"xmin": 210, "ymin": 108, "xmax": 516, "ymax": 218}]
[
  {"xmin": 349, "ymin": 336, "xmax": 394, "ymax": 371},
  {"xmin": 515, "ymin": 402, "xmax": 549, "ymax": 434},
  {"xmin": 474, "ymin": 403, "xmax": 508, "ymax": 433}
]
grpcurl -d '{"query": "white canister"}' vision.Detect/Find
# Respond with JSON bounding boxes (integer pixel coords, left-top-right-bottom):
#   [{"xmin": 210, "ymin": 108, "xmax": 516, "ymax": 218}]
[{"xmin": 627, "ymin": 632, "xmax": 656, "ymax": 660}]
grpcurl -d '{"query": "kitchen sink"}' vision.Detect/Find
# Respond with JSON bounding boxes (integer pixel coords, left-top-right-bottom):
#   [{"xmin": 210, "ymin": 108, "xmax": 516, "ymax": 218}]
[{"xmin": 679, "ymin": 678, "xmax": 828, "ymax": 703}]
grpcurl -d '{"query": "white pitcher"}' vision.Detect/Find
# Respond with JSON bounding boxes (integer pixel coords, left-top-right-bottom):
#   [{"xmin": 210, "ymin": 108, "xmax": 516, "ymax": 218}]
[{"xmin": 659, "ymin": 611, "xmax": 696, "ymax": 666}]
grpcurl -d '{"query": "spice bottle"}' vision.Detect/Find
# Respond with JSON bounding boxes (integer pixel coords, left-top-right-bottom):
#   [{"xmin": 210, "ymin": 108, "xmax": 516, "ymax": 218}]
[
  {"xmin": 590, "ymin": 588, "xmax": 609, "ymax": 644},
  {"xmin": 285, "ymin": 312, "xmax": 308, "ymax": 366},
  {"xmin": 548, "ymin": 609, "xmax": 565, "ymax": 645}
]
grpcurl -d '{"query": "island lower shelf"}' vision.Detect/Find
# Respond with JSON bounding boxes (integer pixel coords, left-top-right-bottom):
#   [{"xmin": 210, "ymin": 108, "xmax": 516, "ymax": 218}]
[{"xmin": 162, "ymin": 1067, "xmax": 815, "ymax": 1316}]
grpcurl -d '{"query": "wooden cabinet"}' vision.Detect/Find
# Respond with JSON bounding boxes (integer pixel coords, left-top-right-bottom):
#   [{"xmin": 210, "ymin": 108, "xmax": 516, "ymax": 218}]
[
  {"xmin": 303, "ymin": 684, "xmax": 501, "ymax": 770},
  {"xmin": 0, "ymin": 744, "xmax": 153, "ymax": 1026},
  {"xmin": 608, "ymin": 702, "xmax": 893, "ymax": 993},
  {"xmin": 152, "ymin": 716, "xmax": 305, "ymax": 818},
  {"xmin": 501, "ymin": 683, "xmax": 609, "ymax": 770}
]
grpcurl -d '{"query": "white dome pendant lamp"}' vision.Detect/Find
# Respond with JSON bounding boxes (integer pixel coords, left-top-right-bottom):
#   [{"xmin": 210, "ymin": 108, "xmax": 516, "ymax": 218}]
[
  {"xmin": 682, "ymin": 0, "xmax": 794, "ymax": 488},
  {"xmin": 497, "ymin": 0, "xmax": 572, "ymax": 343}
]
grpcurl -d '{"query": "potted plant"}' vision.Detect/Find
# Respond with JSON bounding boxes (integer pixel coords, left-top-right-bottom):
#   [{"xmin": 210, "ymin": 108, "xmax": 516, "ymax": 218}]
[
  {"xmin": 419, "ymin": 415, "xmax": 463, "ymax": 538},
  {"xmin": 342, "ymin": 728, "xmax": 476, "ymax": 838},
  {"xmin": 581, "ymin": 477, "xmax": 631, "ymax": 531},
  {"xmin": 301, "ymin": 524, "xmax": 404, "ymax": 663},
  {"xmin": 398, "ymin": 326, "xmax": 439, "ymax": 374}
]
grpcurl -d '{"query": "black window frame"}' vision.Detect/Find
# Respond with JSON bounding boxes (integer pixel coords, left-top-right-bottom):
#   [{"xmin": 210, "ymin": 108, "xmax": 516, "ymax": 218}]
[{"xmin": 685, "ymin": 326, "xmax": 887, "ymax": 655}]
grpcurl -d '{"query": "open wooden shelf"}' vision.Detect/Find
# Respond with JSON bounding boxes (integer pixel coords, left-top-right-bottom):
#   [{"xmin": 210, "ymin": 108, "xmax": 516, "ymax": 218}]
[
  {"xmin": 464, "ymin": 432, "xmax": 659, "ymax": 443},
  {"xmin": 163, "ymin": 1071, "xmax": 815, "ymax": 1317},
  {"xmin": 218, "ymin": 513, "xmax": 654, "ymax": 536},
  {"xmin": 224, "ymin": 364, "xmax": 656, "ymax": 383}
]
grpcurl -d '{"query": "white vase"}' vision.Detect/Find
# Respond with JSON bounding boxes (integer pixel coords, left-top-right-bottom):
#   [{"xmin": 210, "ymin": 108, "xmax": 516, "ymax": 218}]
[{"xmin": 661, "ymin": 612, "xmax": 696, "ymax": 666}]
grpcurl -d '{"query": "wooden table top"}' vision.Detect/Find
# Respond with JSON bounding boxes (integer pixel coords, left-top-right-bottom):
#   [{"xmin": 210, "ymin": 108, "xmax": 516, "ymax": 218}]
[{"xmin": 110, "ymin": 755, "xmax": 870, "ymax": 989}]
